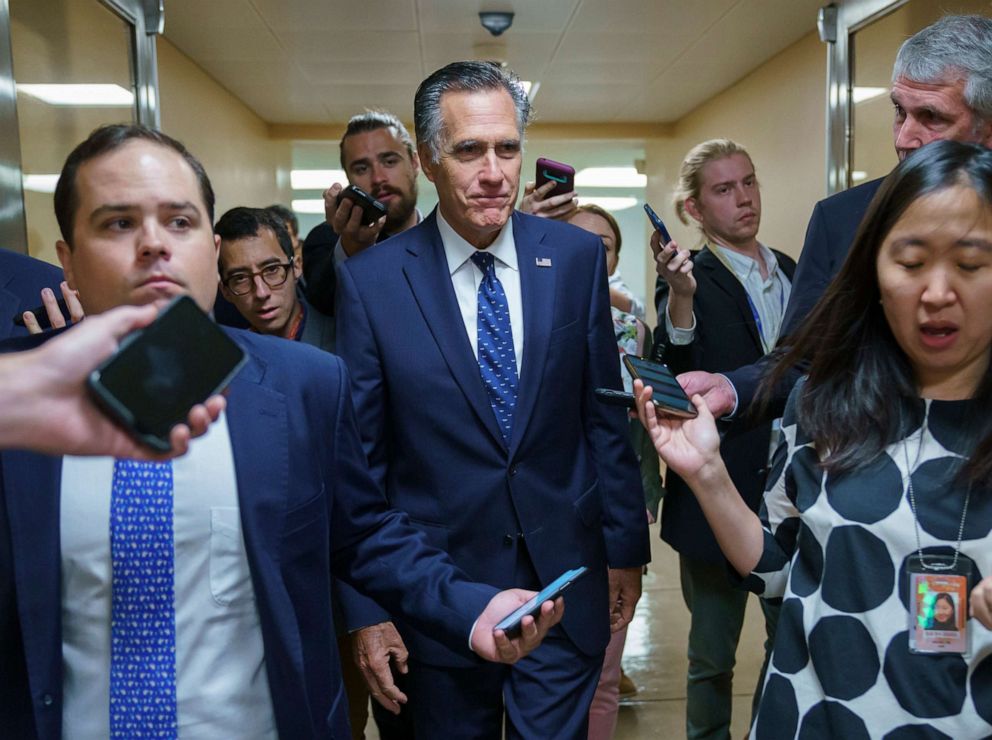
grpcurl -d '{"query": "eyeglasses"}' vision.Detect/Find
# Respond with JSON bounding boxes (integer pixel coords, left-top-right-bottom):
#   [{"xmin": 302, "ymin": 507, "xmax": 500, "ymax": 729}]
[{"xmin": 223, "ymin": 261, "xmax": 294, "ymax": 296}]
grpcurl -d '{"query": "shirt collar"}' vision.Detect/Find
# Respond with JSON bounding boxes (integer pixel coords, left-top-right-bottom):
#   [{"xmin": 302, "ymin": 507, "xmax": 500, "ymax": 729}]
[
  {"xmin": 437, "ymin": 208, "xmax": 518, "ymax": 276},
  {"xmin": 710, "ymin": 241, "xmax": 778, "ymax": 282}
]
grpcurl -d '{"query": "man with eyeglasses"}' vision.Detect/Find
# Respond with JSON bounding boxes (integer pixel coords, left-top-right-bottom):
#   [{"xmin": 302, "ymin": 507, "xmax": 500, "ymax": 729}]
[{"xmin": 216, "ymin": 206, "xmax": 334, "ymax": 350}]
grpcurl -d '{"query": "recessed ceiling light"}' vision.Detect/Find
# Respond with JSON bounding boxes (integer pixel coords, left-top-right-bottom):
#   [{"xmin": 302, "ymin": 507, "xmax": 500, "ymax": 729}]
[
  {"xmin": 291, "ymin": 169, "xmax": 347, "ymax": 191},
  {"xmin": 291, "ymin": 199, "xmax": 326, "ymax": 214},
  {"xmin": 22, "ymin": 174, "xmax": 60, "ymax": 193},
  {"xmin": 17, "ymin": 83, "xmax": 134, "ymax": 107},
  {"xmin": 851, "ymin": 170, "xmax": 868, "ymax": 182},
  {"xmin": 852, "ymin": 86, "xmax": 887, "ymax": 104},
  {"xmin": 575, "ymin": 167, "xmax": 647, "ymax": 189},
  {"xmin": 577, "ymin": 196, "xmax": 638, "ymax": 211}
]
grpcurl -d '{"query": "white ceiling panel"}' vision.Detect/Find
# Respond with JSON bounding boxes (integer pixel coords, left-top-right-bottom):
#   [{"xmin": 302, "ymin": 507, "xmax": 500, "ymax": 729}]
[
  {"xmin": 417, "ymin": 0, "xmax": 582, "ymax": 33},
  {"xmin": 250, "ymin": 0, "xmax": 417, "ymax": 32}
]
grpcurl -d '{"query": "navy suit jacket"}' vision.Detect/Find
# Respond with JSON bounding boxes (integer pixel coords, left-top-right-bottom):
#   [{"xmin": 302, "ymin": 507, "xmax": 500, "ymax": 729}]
[
  {"xmin": 0, "ymin": 248, "xmax": 64, "ymax": 340},
  {"xmin": 335, "ymin": 210, "xmax": 651, "ymax": 668},
  {"xmin": 654, "ymin": 246, "xmax": 795, "ymax": 564},
  {"xmin": 0, "ymin": 329, "xmax": 495, "ymax": 739},
  {"xmin": 724, "ymin": 177, "xmax": 884, "ymax": 418}
]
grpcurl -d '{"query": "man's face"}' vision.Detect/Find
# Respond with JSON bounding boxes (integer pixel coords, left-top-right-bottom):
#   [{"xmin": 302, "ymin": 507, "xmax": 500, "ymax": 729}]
[
  {"xmin": 219, "ymin": 228, "xmax": 302, "ymax": 338},
  {"xmin": 891, "ymin": 76, "xmax": 992, "ymax": 161},
  {"xmin": 56, "ymin": 140, "xmax": 220, "ymax": 315},
  {"xmin": 419, "ymin": 89, "xmax": 522, "ymax": 248},
  {"xmin": 686, "ymin": 153, "xmax": 761, "ymax": 250},
  {"xmin": 342, "ymin": 127, "xmax": 419, "ymax": 232}
]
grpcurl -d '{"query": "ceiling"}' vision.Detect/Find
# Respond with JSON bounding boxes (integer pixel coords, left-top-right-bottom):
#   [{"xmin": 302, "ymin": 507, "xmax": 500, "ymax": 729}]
[{"xmin": 161, "ymin": 0, "xmax": 826, "ymax": 126}]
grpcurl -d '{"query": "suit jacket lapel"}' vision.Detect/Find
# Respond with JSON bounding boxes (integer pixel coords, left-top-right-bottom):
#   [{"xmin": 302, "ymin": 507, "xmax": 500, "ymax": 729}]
[
  {"xmin": 509, "ymin": 213, "xmax": 555, "ymax": 456},
  {"xmin": 402, "ymin": 213, "xmax": 505, "ymax": 448},
  {"xmin": 698, "ymin": 247, "xmax": 763, "ymax": 353}
]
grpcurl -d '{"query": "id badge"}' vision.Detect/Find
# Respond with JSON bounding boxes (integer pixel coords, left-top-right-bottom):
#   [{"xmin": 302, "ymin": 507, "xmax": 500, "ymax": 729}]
[{"xmin": 906, "ymin": 555, "xmax": 972, "ymax": 656}]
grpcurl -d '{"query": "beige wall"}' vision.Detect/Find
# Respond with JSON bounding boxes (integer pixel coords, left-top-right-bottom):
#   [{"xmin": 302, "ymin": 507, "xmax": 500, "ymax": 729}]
[
  {"xmin": 641, "ymin": 31, "xmax": 826, "ymax": 325},
  {"xmin": 157, "ymin": 37, "xmax": 292, "ymax": 219}
]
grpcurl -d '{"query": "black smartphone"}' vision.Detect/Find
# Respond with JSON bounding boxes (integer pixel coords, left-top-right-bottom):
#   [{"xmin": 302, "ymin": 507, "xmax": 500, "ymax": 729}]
[
  {"xmin": 536, "ymin": 157, "xmax": 575, "ymax": 198},
  {"xmin": 594, "ymin": 387, "xmax": 636, "ymax": 409},
  {"xmin": 493, "ymin": 566, "xmax": 588, "ymax": 638},
  {"xmin": 336, "ymin": 185, "xmax": 388, "ymax": 226},
  {"xmin": 643, "ymin": 203, "xmax": 673, "ymax": 244},
  {"xmin": 622, "ymin": 355, "xmax": 697, "ymax": 418},
  {"xmin": 87, "ymin": 295, "xmax": 247, "ymax": 451},
  {"xmin": 12, "ymin": 297, "xmax": 70, "ymax": 329}
]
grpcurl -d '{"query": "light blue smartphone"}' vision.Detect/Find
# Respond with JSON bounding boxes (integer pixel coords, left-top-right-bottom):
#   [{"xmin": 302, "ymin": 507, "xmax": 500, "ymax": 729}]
[{"xmin": 493, "ymin": 566, "xmax": 589, "ymax": 637}]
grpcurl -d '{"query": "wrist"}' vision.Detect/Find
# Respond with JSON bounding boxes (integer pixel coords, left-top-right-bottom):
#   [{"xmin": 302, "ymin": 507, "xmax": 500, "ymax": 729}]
[{"xmin": 685, "ymin": 457, "xmax": 730, "ymax": 492}]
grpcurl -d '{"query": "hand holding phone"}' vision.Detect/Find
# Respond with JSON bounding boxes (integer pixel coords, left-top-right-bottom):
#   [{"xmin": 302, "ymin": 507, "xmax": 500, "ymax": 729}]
[
  {"xmin": 336, "ymin": 185, "xmax": 388, "ymax": 227},
  {"xmin": 622, "ymin": 356, "xmax": 697, "ymax": 418},
  {"xmin": 493, "ymin": 566, "xmax": 588, "ymax": 638},
  {"xmin": 535, "ymin": 158, "xmax": 575, "ymax": 199},
  {"xmin": 644, "ymin": 203, "xmax": 672, "ymax": 244}
]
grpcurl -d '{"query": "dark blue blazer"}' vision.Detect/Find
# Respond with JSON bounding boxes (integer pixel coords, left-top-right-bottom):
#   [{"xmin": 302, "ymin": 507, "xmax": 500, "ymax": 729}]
[
  {"xmin": 0, "ymin": 329, "xmax": 495, "ymax": 739},
  {"xmin": 654, "ymin": 246, "xmax": 795, "ymax": 564},
  {"xmin": 0, "ymin": 248, "xmax": 64, "ymax": 340},
  {"xmin": 335, "ymin": 210, "xmax": 651, "ymax": 667},
  {"xmin": 724, "ymin": 177, "xmax": 884, "ymax": 418}
]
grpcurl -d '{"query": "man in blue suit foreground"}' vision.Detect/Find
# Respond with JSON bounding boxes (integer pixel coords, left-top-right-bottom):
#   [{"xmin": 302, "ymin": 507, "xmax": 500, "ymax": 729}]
[
  {"xmin": 336, "ymin": 61, "xmax": 651, "ymax": 738},
  {"xmin": 0, "ymin": 124, "xmax": 562, "ymax": 740}
]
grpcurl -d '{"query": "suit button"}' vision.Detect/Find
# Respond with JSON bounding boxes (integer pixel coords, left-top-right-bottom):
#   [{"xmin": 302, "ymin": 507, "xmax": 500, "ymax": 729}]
[
  {"xmin": 503, "ymin": 534, "xmax": 514, "ymax": 546},
  {"xmin": 509, "ymin": 465, "xmax": 518, "ymax": 477},
  {"xmin": 41, "ymin": 693, "xmax": 54, "ymax": 707}
]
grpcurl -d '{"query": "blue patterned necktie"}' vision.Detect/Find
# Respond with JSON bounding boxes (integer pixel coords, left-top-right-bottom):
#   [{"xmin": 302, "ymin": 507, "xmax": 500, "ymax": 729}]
[
  {"xmin": 471, "ymin": 251, "xmax": 519, "ymax": 442},
  {"xmin": 109, "ymin": 459, "xmax": 178, "ymax": 738}
]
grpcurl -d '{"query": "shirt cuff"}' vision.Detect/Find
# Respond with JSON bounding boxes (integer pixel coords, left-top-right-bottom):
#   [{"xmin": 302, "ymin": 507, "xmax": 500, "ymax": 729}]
[
  {"xmin": 334, "ymin": 238, "xmax": 348, "ymax": 265},
  {"xmin": 665, "ymin": 305, "xmax": 696, "ymax": 345},
  {"xmin": 715, "ymin": 373, "xmax": 739, "ymax": 418},
  {"xmin": 468, "ymin": 616, "xmax": 481, "ymax": 652}
]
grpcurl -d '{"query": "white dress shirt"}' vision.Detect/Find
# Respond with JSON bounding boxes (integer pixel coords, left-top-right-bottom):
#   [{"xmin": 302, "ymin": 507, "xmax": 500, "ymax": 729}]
[
  {"xmin": 437, "ymin": 209, "xmax": 524, "ymax": 376},
  {"xmin": 60, "ymin": 412, "xmax": 276, "ymax": 739}
]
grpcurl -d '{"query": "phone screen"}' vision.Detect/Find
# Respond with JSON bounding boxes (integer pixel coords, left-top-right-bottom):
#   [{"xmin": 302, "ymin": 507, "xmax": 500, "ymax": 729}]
[
  {"xmin": 623, "ymin": 356, "xmax": 697, "ymax": 418},
  {"xmin": 88, "ymin": 296, "xmax": 246, "ymax": 450}
]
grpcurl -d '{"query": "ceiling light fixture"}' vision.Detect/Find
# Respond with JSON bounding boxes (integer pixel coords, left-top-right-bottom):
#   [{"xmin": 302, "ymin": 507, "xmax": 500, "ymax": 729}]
[
  {"xmin": 852, "ymin": 86, "xmax": 887, "ymax": 104},
  {"xmin": 290, "ymin": 169, "xmax": 347, "ymax": 190},
  {"xmin": 291, "ymin": 198, "xmax": 326, "ymax": 214},
  {"xmin": 576, "ymin": 196, "xmax": 639, "ymax": 211},
  {"xmin": 22, "ymin": 174, "xmax": 60, "ymax": 193},
  {"xmin": 479, "ymin": 11, "xmax": 514, "ymax": 37},
  {"xmin": 17, "ymin": 83, "xmax": 134, "ymax": 107},
  {"xmin": 575, "ymin": 167, "xmax": 647, "ymax": 189}
]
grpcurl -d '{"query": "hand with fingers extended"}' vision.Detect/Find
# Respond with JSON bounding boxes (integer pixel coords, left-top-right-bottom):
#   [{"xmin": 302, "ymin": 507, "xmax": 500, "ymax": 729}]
[
  {"xmin": 1, "ymin": 303, "xmax": 225, "ymax": 457},
  {"xmin": 22, "ymin": 281, "xmax": 85, "ymax": 334},
  {"xmin": 323, "ymin": 182, "xmax": 386, "ymax": 256},
  {"xmin": 519, "ymin": 180, "xmax": 578, "ymax": 220},
  {"xmin": 351, "ymin": 621, "xmax": 409, "ymax": 714},
  {"xmin": 470, "ymin": 589, "xmax": 564, "ymax": 663}
]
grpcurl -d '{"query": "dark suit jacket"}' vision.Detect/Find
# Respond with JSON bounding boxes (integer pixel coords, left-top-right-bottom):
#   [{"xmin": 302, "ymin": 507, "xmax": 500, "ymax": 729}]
[
  {"xmin": 654, "ymin": 246, "xmax": 796, "ymax": 564},
  {"xmin": 299, "ymin": 294, "xmax": 336, "ymax": 352},
  {"xmin": 723, "ymin": 177, "xmax": 884, "ymax": 419},
  {"xmin": 0, "ymin": 248, "xmax": 64, "ymax": 340},
  {"xmin": 0, "ymin": 329, "xmax": 496, "ymax": 740},
  {"xmin": 335, "ymin": 210, "xmax": 650, "ymax": 667}
]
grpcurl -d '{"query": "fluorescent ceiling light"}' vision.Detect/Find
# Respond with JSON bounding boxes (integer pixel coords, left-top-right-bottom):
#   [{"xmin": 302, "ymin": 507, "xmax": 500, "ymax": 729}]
[
  {"xmin": 23, "ymin": 174, "xmax": 59, "ymax": 194},
  {"xmin": 519, "ymin": 80, "xmax": 540, "ymax": 102},
  {"xmin": 291, "ymin": 199, "xmax": 325, "ymax": 214},
  {"xmin": 852, "ymin": 86, "xmax": 887, "ymax": 104},
  {"xmin": 577, "ymin": 196, "xmax": 638, "ymax": 211},
  {"xmin": 851, "ymin": 170, "xmax": 868, "ymax": 182},
  {"xmin": 291, "ymin": 169, "xmax": 346, "ymax": 190},
  {"xmin": 575, "ymin": 167, "xmax": 646, "ymax": 189},
  {"xmin": 17, "ymin": 83, "xmax": 134, "ymax": 107}
]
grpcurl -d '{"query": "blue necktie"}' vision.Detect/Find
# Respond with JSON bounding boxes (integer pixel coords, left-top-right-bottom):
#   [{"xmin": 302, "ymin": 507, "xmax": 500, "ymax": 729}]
[
  {"xmin": 109, "ymin": 459, "xmax": 178, "ymax": 738},
  {"xmin": 471, "ymin": 251, "xmax": 518, "ymax": 442}
]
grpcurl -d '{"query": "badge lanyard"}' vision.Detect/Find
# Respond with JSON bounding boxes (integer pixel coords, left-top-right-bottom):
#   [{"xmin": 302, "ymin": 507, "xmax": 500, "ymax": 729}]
[
  {"xmin": 707, "ymin": 243, "xmax": 785, "ymax": 354},
  {"xmin": 903, "ymin": 410, "xmax": 973, "ymax": 656}
]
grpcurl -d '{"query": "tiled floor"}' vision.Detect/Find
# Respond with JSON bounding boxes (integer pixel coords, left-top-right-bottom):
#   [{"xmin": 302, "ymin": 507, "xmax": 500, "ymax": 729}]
[{"xmin": 365, "ymin": 522, "xmax": 768, "ymax": 739}]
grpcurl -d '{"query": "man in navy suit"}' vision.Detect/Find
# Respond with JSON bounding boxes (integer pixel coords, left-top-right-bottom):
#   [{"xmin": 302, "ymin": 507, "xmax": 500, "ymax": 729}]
[
  {"xmin": 336, "ymin": 61, "xmax": 651, "ymax": 738},
  {"xmin": 0, "ymin": 247, "xmax": 64, "ymax": 339},
  {"xmin": 0, "ymin": 124, "xmax": 563, "ymax": 740},
  {"xmin": 680, "ymin": 14, "xmax": 992, "ymax": 419}
]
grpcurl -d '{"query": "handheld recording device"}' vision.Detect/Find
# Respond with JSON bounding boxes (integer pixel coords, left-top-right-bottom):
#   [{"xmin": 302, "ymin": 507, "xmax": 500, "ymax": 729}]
[
  {"xmin": 87, "ymin": 295, "xmax": 247, "ymax": 451},
  {"xmin": 535, "ymin": 157, "xmax": 575, "ymax": 198},
  {"xmin": 12, "ymin": 297, "xmax": 70, "ymax": 330},
  {"xmin": 493, "ymin": 566, "xmax": 588, "ymax": 638},
  {"xmin": 336, "ymin": 185, "xmax": 388, "ymax": 226},
  {"xmin": 622, "ymin": 355, "xmax": 697, "ymax": 418},
  {"xmin": 643, "ymin": 203, "xmax": 673, "ymax": 244},
  {"xmin": 594, "ymin": 387, "xmax": 636, "ymax": 409}
]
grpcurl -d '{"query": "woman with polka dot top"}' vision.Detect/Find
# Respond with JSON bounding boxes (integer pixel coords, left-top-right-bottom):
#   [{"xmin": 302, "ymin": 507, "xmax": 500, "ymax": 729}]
[{"xmin": 635, "ymin": 140, "xmax": 992, "ymax": 738}]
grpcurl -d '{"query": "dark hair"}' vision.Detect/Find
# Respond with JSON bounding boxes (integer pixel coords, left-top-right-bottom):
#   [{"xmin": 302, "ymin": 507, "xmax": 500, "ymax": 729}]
[
  {"xmin": 266, "ymin": 204, "xmax": 298, "ymax": 238},
  {"xmin": 763, "ymin": 140, "xmax": 992, "ymax": 485},
  {"xmin": 933, "ymin": 592, "xmax": 957, "ymax": 626},
  {"xmin": 339, "ymin": 110, "xmax": 416, "ymax": 168},
  {"xmin": 54, "ymin": 124, "xmax": 215, "ymax": 245},
  {"xmin": 572, "ymin": 204, "xmax": 623, "ymax": 255},
  {"xmin": 414, "ymin": 60, "xmax": 531, "ymax": 163},
  {"xmin": 215, "ymin": 207, "xmax": 294, "ymax": 273}
]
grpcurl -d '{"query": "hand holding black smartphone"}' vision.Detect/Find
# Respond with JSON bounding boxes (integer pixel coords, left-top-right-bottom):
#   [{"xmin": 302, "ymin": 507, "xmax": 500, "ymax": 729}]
[
  {"xmin": 535, "ymin": 157, "xmax": 575, "ymax": 198},
  {"xmin": 336, "ymin": 185, "xmax": 388, "ymax": 226},
  {"xmin": 622, "ymin": 356, "xmax": 697, "ymax": 418},
  {"xmin": 493, "ymin": 566, "xmax": 588, "ymax": 638},
  {"xmin": 87, "ymin": 296, "xmax": 246, "ymax": 451}
]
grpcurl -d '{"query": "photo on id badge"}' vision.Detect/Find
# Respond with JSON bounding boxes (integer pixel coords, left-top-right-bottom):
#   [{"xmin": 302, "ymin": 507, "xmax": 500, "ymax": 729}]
[{"xmin": 909, "ymin": 571, "xmax": 968, "ymax": 654}]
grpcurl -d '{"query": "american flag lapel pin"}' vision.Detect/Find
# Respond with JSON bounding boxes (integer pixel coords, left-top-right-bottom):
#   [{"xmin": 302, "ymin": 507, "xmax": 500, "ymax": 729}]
[{"xmin": 535, "ymin": 257, "xmax": 552, "ymax": 267}]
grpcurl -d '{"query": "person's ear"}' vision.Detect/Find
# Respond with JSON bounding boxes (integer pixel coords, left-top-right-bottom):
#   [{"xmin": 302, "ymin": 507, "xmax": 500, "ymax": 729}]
[{"xmin": 684, "ymin": 197, "xmax": 703, "ymax": 224}]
